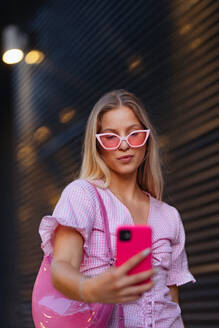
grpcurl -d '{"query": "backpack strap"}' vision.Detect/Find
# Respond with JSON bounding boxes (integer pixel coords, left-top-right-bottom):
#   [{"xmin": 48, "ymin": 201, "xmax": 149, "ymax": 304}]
[
  {"xmin": 87, "ymin": 181, "xmax": 114, "ymax": 264},
  {"xmin": 87, "ymin": 181, "xmax": 124, "ymax": 327}
]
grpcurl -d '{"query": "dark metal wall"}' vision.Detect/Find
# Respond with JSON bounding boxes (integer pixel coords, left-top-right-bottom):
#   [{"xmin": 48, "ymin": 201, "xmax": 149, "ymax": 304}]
[
  {"xmin": 6, "ymin": 0, "xmax": 219, "ymax": 327},
  {"xmin": 167, "ymin": 1, "xmax": 219, "ymax": 327},
  {"xmin": 0, "ymin": 59, "xmax": 16, "ymax": 328}
]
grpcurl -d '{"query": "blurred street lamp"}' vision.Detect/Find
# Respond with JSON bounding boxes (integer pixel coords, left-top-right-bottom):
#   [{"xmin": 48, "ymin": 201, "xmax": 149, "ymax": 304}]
[
  {"xmin": 25, "ymin": 50, "xmax": 45, "ymax": 64},
  {"xmin": 2, "ymin": 25, "xmax": 27, "ymax": 64},
  {"xmin": 1, "ymin": 25, "xmax": 45, "ymax": 65}
]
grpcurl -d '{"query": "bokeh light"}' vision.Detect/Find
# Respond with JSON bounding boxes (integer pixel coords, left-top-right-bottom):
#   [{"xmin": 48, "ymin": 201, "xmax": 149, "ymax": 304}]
[
  {"xmin": 2, "ymin": 48, "xmax": 24, "ymax": 64},
  {"xmin": 25, "ymin": 50, "xmax": 45, "ymax": 64}
]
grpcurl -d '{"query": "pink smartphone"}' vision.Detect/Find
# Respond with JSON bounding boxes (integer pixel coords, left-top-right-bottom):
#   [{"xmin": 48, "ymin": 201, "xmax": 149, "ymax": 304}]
[{"xmin": 115, "ymin": 225, "xmax": 152, "ymax": 284}]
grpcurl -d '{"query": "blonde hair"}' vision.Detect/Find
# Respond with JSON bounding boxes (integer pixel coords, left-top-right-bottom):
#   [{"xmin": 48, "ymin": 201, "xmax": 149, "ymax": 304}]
[{"xmin": 79, "ymin": 89, "xmax": 164, "ymax": 200}]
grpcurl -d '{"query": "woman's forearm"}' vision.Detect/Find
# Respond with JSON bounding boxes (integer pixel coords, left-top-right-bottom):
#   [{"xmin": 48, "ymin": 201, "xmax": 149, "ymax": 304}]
[
  {"xmin": 51, "ymin": 259, "xmax": 84, "ymax": 301},
  {"xmin": 168, "ymin": 285, "xmax": 185, "ymax": 327}
]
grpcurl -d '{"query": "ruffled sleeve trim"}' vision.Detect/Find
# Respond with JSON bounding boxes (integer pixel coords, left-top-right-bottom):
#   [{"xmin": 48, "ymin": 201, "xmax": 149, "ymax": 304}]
[
  {"xmin": 39, "ymin": 215, "xmax": 89, "ymax": 257},
  {"xmin": 167, "ymin": 270, "xmax": 196, "ymax": 287}
]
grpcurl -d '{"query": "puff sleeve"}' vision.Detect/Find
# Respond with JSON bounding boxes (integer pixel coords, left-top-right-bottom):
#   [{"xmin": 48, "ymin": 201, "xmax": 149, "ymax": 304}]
[
  {"xmin": 167, "ymin": 208, "xmax": 196, "ymax": 286},
  {"xmin": 39, "ymin": 180, "xmax": 95, "ymax": 257}
]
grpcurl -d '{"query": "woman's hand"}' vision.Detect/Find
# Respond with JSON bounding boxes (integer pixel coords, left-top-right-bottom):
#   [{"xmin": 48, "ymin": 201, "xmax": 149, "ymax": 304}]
[{"xmin": 83, "ymin": 248, "xmax": 156, "ymax": 304}]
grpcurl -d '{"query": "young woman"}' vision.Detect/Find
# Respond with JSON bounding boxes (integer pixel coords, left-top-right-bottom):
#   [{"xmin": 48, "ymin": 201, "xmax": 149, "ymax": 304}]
[{"xmin": 32, "ymin": 90, "xmax": 195, "ymax": 327}]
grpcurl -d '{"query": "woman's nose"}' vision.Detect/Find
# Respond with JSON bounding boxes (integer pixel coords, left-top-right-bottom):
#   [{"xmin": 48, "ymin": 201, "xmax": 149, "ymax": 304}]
[{"xmin": 119, "ymin": 140, "xmax": 130, "ymax": 150}]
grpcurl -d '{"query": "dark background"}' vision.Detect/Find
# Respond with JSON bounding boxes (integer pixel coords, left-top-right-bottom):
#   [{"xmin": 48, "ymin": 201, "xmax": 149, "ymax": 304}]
[{"xmin": 0, "ymin": 0, "xmax": 219, "ymax": 327}]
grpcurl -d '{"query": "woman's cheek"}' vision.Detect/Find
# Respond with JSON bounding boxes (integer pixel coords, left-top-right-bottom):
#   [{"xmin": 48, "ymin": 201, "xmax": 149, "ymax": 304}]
[{"xmin": 101, "ymin": 152, "xmax": 116, "ymax": 168}]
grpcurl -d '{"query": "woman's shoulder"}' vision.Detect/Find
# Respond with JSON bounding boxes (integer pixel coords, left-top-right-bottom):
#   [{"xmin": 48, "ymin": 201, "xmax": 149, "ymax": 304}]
[
  {"xmin": 61, "ymin": 178, "xmax": 106, "ymax": 200},
  {"xmin": 55, "ymin": 180, "xmax": 91, "ymax": 204},
  {"xmin": 64, "ymin": 178, "xmax": 91, "ymax": 190},
  {"xmin": 149, "ymin": 191, "xmax": 177, "ymax": 213},
  {"xmin": 151, "ymin": 194, "xmax": 181, "ymax": 225},
  {"xmin": 149, "ymin": 196, "xmax": 182, "ymax": 241}
]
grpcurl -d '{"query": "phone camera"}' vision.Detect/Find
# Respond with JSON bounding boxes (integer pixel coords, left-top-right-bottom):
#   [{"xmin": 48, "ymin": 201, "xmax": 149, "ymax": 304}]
[{"xmin": 119, "ymin": 230, "xmax": 131, "ymax": 241}]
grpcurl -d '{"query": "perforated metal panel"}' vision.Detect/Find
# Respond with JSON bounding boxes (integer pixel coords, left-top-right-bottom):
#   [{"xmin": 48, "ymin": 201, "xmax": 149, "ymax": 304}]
[
  {"xmin": 167, "ymin": 1, "xmax": 219, "ymax": 327},
  {"xmin": 7, "ymin": 0, "xmax": 219, "ymax": 327}
]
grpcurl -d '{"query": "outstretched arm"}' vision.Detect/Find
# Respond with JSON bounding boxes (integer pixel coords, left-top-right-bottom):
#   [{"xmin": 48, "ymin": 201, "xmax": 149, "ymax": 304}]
[{"xmin": 51, "ymin": 225, "xmax": 156, "ymax": 304}]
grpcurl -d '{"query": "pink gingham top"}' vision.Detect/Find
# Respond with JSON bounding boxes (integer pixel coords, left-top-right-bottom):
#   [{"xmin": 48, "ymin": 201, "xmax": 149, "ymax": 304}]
[{"xmin": 39, "ymin": 179, "xmax": 195, "ymax": 328}]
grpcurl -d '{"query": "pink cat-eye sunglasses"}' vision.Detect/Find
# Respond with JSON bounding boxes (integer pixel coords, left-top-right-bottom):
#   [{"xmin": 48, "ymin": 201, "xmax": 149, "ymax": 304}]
[{"xmin": 96, "ymin": 129, "xmax": 150, "ymax": 150}]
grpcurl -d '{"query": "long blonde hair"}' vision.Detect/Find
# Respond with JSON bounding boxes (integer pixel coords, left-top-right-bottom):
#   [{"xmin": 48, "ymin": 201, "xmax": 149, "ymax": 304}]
[{"xmin": 79, "ymin": 89, "xmax": 164, "ymax": 200}]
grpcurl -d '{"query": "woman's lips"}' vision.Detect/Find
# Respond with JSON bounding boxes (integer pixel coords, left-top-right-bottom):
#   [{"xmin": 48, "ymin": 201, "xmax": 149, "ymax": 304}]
[{"xmin": 117, "ymin": 155, "xmax": 133, "ymax": 163}]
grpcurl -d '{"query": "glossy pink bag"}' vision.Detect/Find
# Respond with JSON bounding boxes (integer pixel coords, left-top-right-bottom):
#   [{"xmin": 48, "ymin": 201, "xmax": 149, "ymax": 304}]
[{"xmin": 32, "ymin": 182, "xmax": 124, "ymax": 328}]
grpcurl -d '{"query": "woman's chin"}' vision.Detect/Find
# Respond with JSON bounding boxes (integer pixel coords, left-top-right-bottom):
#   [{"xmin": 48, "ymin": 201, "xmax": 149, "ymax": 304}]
[{"xmin": 111, "ymin": 165, "xmax": 137, "ymax": 176}]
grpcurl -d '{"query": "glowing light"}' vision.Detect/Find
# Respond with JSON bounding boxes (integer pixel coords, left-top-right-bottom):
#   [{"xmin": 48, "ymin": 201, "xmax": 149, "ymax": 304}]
[
  {"xmin": 190, "ymin": 38, "xmax": 201, "ymax": 49},
  {"xmin": 129, "ymin": 58, "xmax": 141, "ymax": 71},
  {"xmin": 17, "ymin": 144, "xmax": 36, "ymax": 167},
  {"xmin": 25, "ymin": 50, "xmax": 45, "ymax": 64},
  {"xmin": 180, "ymin": 24, "xmax": 192, "ymax": 35},
  {"xmin": 158, "ymin": 135, "xmax": 169, "ymax": 148},
  {"xmin": 34, "ymin": 126, "xmax": 51, "ymax": 144},
  {"xmin": 17, "ymin": 206, "xmax": 32, "ymax": 222},
  {"xmin": 2, "ymin": 48, "xmax": 24, "ymax": 64},
  {"xmin": 59, "ymin": 107, "xmax": 76, "ymax": 123}
]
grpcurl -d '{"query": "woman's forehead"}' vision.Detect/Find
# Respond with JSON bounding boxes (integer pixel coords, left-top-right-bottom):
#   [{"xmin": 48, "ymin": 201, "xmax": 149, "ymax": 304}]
[
  {"xmin": 101, "ymin": 123, "xmax": 143, "ymax": 134},
  {"xmin": 100, "ymin": 106, "xmax": 141, "ymax": 127}
]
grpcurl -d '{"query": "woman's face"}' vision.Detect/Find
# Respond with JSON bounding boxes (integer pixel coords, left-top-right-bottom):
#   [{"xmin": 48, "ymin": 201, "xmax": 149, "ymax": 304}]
[{"xmin": 98, "ymin": 106, "xmax": 147, "ymax": 177}]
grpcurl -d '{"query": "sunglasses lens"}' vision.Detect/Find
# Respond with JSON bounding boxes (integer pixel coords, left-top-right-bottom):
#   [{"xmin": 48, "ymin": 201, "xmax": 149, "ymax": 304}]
[
  {"xmin": 100, "ymin": 135, "xmax": 120, "ymax": 149},
  {"xmin": 128, "ymin": 131, "xmax": 146, "ymax": 146}
]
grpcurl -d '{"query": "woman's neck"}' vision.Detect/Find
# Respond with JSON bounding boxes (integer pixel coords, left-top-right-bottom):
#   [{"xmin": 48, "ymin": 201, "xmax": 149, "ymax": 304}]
[{"xmin": 108, "ymin": 171, "xmax": 141, "ymax": 203}]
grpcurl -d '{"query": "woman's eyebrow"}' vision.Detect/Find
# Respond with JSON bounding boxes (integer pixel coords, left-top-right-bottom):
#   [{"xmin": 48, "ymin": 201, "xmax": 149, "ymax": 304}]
[{"xmin": 101, "ymin": 124, "xmax": 142, "ymax": 133}]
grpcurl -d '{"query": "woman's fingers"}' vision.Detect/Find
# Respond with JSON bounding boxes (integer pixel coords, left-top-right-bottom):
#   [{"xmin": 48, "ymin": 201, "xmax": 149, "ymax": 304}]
[
  {"xmin": 86, "ymin": 249, "xmax": 155, "ymax": 304},
  {"xmin": 118, "ymin": 295, "xmax": 140, "ymax": 303},
  {"xmin": 119, "ymin": 280, "xmax": 155, "ymax": 297},
  {"xmin": 116, "ymin": 268, "xmax": 155, "ymax": 288},
  {"xmin": 117, "ymin": 248, "xmax": 151, "ymax": 275}
]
